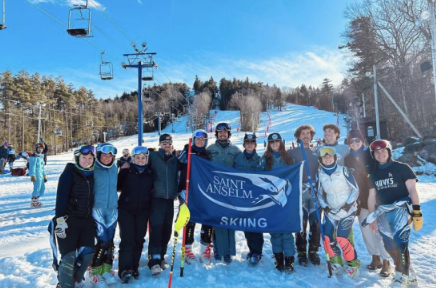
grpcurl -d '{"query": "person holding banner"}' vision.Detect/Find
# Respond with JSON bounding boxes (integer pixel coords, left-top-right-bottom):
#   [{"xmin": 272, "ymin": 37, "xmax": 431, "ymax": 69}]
[
  {"xmin": 178, "ymin": 129, "xmax": 214, "ymax": 264},
  {"xmin": 316, "ymin": 146, "xmax": 360, "ymax": 278},
  {"xmin": 288, "ymin": 125, "xmax": 321, "ymax": 267},
  {"xmin": 117, "ymin": 146, "xmax": 154, "ymax": 283},
  {"xmin": 233, "ymin": 133, "xmax": 264, "ymax": 266},
  {"xmin": 261, "ymin": 132, "xmax": 295, "ymax": 273},
  {"xmin": 206, "ymin": 122, "xmax": 241, "ymax": 264}
]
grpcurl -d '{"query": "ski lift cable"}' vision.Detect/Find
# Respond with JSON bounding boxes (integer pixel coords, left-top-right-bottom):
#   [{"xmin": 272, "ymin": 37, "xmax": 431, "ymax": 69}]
[{"xmin": 88, "ymin": 0, "xmax": 136, "ymax": 45}]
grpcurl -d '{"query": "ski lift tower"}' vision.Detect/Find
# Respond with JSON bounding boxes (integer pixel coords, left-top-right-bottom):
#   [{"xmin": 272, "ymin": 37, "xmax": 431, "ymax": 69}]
[
  {"xmin": 121, "ymin": 42, "xmax": 157, "ymax": 146},
  {"xmin": 0, "ymin": 0, "xmax": 5, "ymax": 30}
]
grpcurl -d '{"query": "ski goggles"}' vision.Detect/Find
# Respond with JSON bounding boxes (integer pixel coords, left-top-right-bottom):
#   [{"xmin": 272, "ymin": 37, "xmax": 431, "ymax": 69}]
[
  {"xmin": 193, "ymin": 131, "xmax": 208, "ymax": 139},
  {"xmin": 98, "ymin": 145, "xmax": 117, "ymax": 155},
  {"xmin": 131, "ymin": 146, "xmax": 149, "ymax": 156},
  {"xmin": 77, "ymin": 145, "xmax": 96, "ymax": 157},
  {"xmin": 349, "ymin": 138, "xmax": 362, "ymax": 144},
  {"xmin": 216, "ymin": 123, "xmax": 231, "ymax": 131},
  {"xmin": 318, "ymin": 146, "xmax": 336, "ymax": 157},
  {"xmin": 370, "ymin": 140, "xmax": 390, "ymax": 151}
]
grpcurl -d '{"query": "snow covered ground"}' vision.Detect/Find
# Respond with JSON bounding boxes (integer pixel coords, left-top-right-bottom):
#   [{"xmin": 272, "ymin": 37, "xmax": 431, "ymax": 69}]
[{"xmin": 0, "ymin": 103, "xmax": 435, "ymax": 288}]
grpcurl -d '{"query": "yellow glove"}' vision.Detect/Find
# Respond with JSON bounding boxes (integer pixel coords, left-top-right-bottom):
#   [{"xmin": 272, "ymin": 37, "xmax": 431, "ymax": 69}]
[
  {"xmin": 412, "ymin": 205, "xmax": 423, "ymax": 231},
  {"xmin": 30, "ymin": 176, "xmax": 36, "ymax": 182}
]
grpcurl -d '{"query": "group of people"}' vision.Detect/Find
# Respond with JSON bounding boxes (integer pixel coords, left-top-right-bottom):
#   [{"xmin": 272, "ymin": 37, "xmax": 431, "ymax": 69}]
[{"xmin": 50, "ymin": 122, "xmax": 423, "ymax": 288}]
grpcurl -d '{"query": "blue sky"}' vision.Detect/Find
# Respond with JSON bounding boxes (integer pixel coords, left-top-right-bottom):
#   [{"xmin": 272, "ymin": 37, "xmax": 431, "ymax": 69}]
[{"xmin": 0, "ymin": 0, "xmax": 358, "ymax": 99}]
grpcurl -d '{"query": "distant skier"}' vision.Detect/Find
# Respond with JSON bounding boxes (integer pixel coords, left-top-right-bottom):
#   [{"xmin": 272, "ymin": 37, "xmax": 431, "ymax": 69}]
[
  {"xmin": 7, "ymin": 144, "xmax": 16, "ymax": 169},
  {"xmin": 0, "ymin": 141, "xmax": 7, "ymax": 174},
  {"xmin": 316, "ymin": 146, "xmax": 360, "ymax": 277},
  {"xmin": 29, "ymin": 143, "xmax": 47, "ymax": 208},
  {"xmin": 117, "ymin": 148, "xmax": 132, "ymax": 169}
]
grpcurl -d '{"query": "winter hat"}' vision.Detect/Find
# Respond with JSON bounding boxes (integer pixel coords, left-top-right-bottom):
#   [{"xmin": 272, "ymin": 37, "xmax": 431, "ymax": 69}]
[
  {"xmin": 268, "ymin": 133, "xmax": 282, "ymax": 142},
  {"xmin": 347, "ymin": 130, "xmax": 364, "ymax": 144},
  {"xmin": 4, "ymin": 141, "xmax": 7, "ymax": 146},
  {"xmin": 159, "ymin": 134, "xmax": 172, "ymax": 143}
]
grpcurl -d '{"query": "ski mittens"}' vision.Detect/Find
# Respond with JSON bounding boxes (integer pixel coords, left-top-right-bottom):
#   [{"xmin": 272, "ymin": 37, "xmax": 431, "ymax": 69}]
[
  {"xmin": 44, "ymin": 176, "xmax": 48, "ymax": 183},
  {"xmin": 55, "ymin": 216, "xmax": 68, "ymax": 239},
  {"xmin": 411, "ymin": 205, "xmax": 423, "ymax": 231},
  {"xmin": 30, "ymin": 176, "xmax": 36, "ymax": 182}
]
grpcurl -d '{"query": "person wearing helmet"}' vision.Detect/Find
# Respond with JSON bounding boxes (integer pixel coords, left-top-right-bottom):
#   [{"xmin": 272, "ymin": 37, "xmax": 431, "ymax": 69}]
[
  {"xmin": 117, "ymin": 148, "xmax": 132, "ymax": 169},
  {"xmin": 316, "ymin": 146, "xmax": 360, "ymax": 277},
  {"xmin": 366, "ymin": 139, "xmax": 422, "ymax": 286},
  {"xmin": 178, "ymin": 129, "xmax": 214, "ymax": 264},
  {"xmin": 234, "ymin": 133, "xmax": 263, "ymax": 266},
  {"xmin": 288, "ymin": 125, "xmax": 322, "ymax": 267},
  {"xmin": 90, "ymin": 143, "xmax": 119, "ymax": 287},
  {"xmin": 344, "ymin": 131, "xmax": 391, "ymax": 277},
  {"xmin": 0, "ymin": 141, "xmax": 8, "ymax": 174},
  {"xmin": 117, "ymin": 146, "xmax": 154, "ymax": 283},
  {"xmin": 7, "ymin": 144, "xmax": 16, "ymax": 170},
  {"xmin": 206, "ymin": 122, "xmax": 241, "ymax": 264},
  {"xmin": 261, "ymin": 132, "xmax": 294, "ymax": 273},
  {"xmin": 52, "ymin": 145, "xmax": 96, "ymax": 288},
  {"xmin": 29, "ymin": 143, "xmax": 47, "ymax": 208}
]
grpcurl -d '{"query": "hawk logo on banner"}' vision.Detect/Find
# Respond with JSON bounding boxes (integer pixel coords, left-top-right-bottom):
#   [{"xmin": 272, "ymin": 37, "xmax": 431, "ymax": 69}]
[{"xmin": 188, "ymin": 156, "xmax": 303, "ymax": 233}]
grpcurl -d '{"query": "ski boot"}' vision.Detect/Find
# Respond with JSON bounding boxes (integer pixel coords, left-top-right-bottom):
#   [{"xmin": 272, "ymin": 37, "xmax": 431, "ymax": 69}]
[
  {"xmin": 330, "ymin": 255, "xmax": 344, "ymax": 275},
  {"xmin": 91, "ymin": 274, "xmax": 108, "ymax": 288},
  {"xmin": 273, "ymin": 252, "xmax": 284, "ymax": 272},
  {"xmin": 160, "ymin": 258, "xmax": 169, "ymax": 270},
  {"xmin": 284, "ymin": 256, "xmax": 295, "ymax": 273},
  {"xmin": 297, "ymin": 251, "xmax": 308, "ymax": 267},
  {"xmin": 308, "ymin": 250, "xmax": 320, "ymax": 266},
  {"xmin": 74, "ymin": 281, "xmax": 85, "ymax": 288},
  {"xmin": 345, "ymin": 259, "xmax": 360, "ymax": 278},
  {"xmin": 132, "ymin": 269, "xmax": 139, "ymax": 279},
  {"xmin": 30, "ymin": 196, "xmax": 42, "ymax": 208},
  {"xmin": 120, "ymin": 270, "xmax": 132, "ymax": 284},
  {"xmin": 200, "ymin": 242, "xmax": 212, "ymax": 264},
  {"xmin": 407, "ymin": 266, "xmax": 419, "ymax": 287},
  {"xmin": 185, "ymin": 244, "xmax": 196, "ymax": 262},
  {"xmin": 248, "ymin": 252, "xmax": 261, "ymax": 266},
  {"xmin": 150, "ymin": 265, "xmax": 162, "ymax": 276}
]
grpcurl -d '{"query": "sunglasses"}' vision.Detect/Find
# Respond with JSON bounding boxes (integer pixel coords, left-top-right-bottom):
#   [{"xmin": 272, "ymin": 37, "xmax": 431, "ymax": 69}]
[
  {"xmin": 318, "ymin": 146, "xmax": 336, "ymax": 157},
  {"xmin": 370, "ymin": 140, "xmax": 389, "ymax": 151},
  {"xmin": 132, "ymin": 146, "xmax": 149, "ymax": 156},
  {"xmin": 98, "ymin": 144, "xmax": 117, "ymax": 155},
  {"xmin": 161, "ymin": 141, "xmax": 172, "ymax": 145},
  {"xmin": 349, "ymin": 138, "xmax": 361, "ymax": 144},
  {"xmin": 193, "ymin": 131, "xmax": 208, "ymax": 139},
  {"xmin": 216, "ymin": 123, "xmax": 231, "ymax": 131}
]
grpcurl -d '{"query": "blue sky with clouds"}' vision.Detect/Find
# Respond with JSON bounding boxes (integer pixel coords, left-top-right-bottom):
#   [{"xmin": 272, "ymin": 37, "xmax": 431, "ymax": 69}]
[{"xmin": 0, "ymin": 0, "xmax": 358, "ymax": 99}]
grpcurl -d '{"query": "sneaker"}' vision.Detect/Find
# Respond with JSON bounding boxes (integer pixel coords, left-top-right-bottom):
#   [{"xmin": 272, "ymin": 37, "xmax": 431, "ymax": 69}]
[
  {"xmin": 91, "ymin": 274, "xmax": 108, "ymax": 288},
  {"xmin": 102, "ymin": 271, "xmax": 117, "ymax": 285},
  {"xmin": 120, "ymin": 270, "xmax": 132, "ymax": 284},
  {"xmin": 223, "ymin": 254, "xmax": 232, "ymax": 264},
  {"xmin": 185, "ymin": 245, "xmax": 196, "ymax": 260},
  {"xmin": 309, "ymin": 251, "xmax": 320, "ymax": 266},
  {"xmin": 391, "ymin": 271, "xmax": 406, "ymax": 287},
  {"xmin": 249, "ymin": 253, "xmax": 261, "ymax": 266},
  {"xmin": 75, "ymin": 282, "xmax": 85, "ymax": 288},
  {"xmin": 284, "ymin": 256, "xmax": 295, "ymax": 273},
  {"xmin": 160, "ymin": 259, "xmax": 169, "ymax": 270},
  {"xmin": 407, "ymin": 267, "xmax": 419, "ymax": 287},
  {"xmin": 200, "ymin": 243, "xmax": 212, "ymax": 264},
  {"xmin": 30, "ymin": 197, "xmax": 42, "ymax": 208},
  {"xmin": 132, "ymin": 270, "xmax": 139, "ymax": 279},
  {"xmin": 297, "ymin": 251, "xmax": 308, "ymax": 267},
  {"xmin": 151, "ymin": 264, "xmax": 162, "ymax": 276}
]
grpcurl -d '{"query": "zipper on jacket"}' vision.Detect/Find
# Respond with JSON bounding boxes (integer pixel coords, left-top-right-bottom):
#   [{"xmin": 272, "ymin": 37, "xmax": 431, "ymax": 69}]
[{"xmin": 86, "ymin": 179, "xmax": 91, "ymax": 218}]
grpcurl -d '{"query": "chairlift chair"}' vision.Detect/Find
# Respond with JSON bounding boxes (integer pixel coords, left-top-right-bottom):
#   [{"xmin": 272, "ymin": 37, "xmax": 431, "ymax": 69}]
[
  {"xmin": 99, "ymin": 52, "xmax": 113, "ymax": 80},
  {"xmin": 0, "ymin": 0, "xmax": 5, "ymax": 30},
  {"xmin": 67, "ymin": 4, "xmax": 92, "ymax": 37},
  {"xmin": 142, "ymin": 67, "xmax": 154, "ymax": 81}
]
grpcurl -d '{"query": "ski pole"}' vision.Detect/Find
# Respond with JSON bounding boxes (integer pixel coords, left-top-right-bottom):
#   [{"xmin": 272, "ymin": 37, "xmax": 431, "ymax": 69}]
[
  {"xmin": 168, "ymin": 204, "xmax": 191, "ymax": 288},
  {"xmin": 298, "ymin": 140, "xmax": 333, "ymax": 277},
  {"xmin": 180, "ymin": 138, "xmax": 193, "ymax": 277}
]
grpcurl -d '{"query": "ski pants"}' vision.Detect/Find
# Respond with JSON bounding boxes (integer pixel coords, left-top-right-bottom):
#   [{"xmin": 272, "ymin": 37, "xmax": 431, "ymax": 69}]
[
  {"xmin": 32, "ymin": 175, "xmax": 45, "ymax": 197},
  {"xmin": 296, "ymin": 184, "xmax": 321, "ymax": 253},
  {"xmin": 0, "ymin": 158, "xmax": 6, "ymax": 173},
  {"xmin": 270, "ymin": 232, "xmax": 295, "ymax": 257},
  {"xmin": 324, "ymin": 212, "xmax": 357, "ymax": 262},
  {"xmin": 214, "ymin": 227, "xmax": 236, "ymax": 256},
  {"xmin": 118, "ymin": 206, "xmax": 150, "ymax": 276},
  {"xmin": 377, "ymin": 205, "xmax": 411, "ymax": 275},
  {"xmin": 148, "ymin": 198, "xmax": 174, "ymax": 267},
  {"xmin": 91, "ymin": 208, "xmax": 118, "ymax": 272},
  {"xmin": 358, "ymin": 208, "xmax": 391, "ymax": 261},
  {"xmin": 244, "ymin": 231, "xmax": 264, "ymax": 255},
  {"xmin": 185, "ymin": 221, "xmax": 213, "ymax": 245}
]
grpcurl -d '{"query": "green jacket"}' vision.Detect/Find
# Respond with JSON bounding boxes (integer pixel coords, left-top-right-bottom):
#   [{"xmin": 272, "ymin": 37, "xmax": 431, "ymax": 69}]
[
  {"xmin": 206, "ymin": 141, "xmax": 241, "ymax": 167},
  {"xmin": 148, "ymin": 148, "xmax": 180, "ymax": 199}
]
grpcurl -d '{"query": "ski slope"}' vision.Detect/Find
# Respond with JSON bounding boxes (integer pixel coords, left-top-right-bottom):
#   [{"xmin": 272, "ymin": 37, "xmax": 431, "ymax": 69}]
[{"xmin": 0, "ymin": 103, "xmax": 435, "ymax": 288}]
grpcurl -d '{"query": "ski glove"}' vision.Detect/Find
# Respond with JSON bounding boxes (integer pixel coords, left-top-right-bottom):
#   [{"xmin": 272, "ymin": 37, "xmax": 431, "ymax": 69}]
[
  {"xmin": 30, "ymin": 176, "xmax": 36, "ymax": 182},
  {"xmin": 55, "ymin": 216, "xmax": 68, "ymax": 239},
  {"xmin": 411, "ymin": 205, "xmax": 423, "ymax": 231},
  {"xmin": 44, "ymin": 176, "xmax": 48, "ymax": 183}
]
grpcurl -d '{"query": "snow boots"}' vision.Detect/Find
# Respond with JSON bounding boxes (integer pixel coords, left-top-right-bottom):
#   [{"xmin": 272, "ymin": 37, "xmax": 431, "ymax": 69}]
[
  {"xmin": 308, "ymin": 250, "xmax": 320, "ymax": 265},
  {"xmin": 223, "ymin": 254, "xmax": 233, "ymax": 264},
  {"xmin": 120, "ymin": 270, "xmax": 132, "ymax": 284},
  {"xmin": 248, "ymin": 252, "xmax": 261, "ymax": 266},
  {"xmin": 31, "ymin": 196, "xmax": 42, "ymax": 208},
  {"xmin": 367, "ymin": 255, "xmax": 382, "ymax": 270},
  {"xmin": 274, "ymin": 252, "xmax": 284, "ymax": 272},
  {"xmin": 297, "ymin": 251, "xmax": 308, "ymax": 267},
  {"xmin": 284, "ymin": 256, "xmax": 295, "ymax": 273}
]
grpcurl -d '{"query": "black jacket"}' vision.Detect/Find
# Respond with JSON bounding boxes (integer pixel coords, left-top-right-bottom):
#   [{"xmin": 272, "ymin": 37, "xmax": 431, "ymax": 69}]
[
  {"xmin": 178, "ymin": 144, "xmax": 210, "ymax": 192},
  {"xmin": 117, "ymin": 156, "xmax": 132, "ymax": 168},
  {"xmin": 55, "ymin": 163, "xmax": 94, "ymax": 219},
  {"xmin": 117, "ymin": 165, "xmax": 154, "ymax": 213}
]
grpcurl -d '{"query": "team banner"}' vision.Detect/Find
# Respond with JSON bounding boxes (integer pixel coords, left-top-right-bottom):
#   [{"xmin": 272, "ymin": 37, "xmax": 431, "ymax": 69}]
[{"xmin": 188, "ymin": 156, "xmax": 304, "ymax": 233}]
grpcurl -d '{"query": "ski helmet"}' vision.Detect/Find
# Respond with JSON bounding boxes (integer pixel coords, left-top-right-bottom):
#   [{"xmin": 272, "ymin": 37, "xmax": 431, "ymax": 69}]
[
  {"xmin": 96, "ymin": 143, "xmax": 117, "ymax": 168},
  {"xmin": 369, "ymin": 139, "xmax": 392, "ymax": 160},
  {"xmin": 73, "ymin": 145, "xmax": 96, "ymax": 171},
  {"xmin": 192, "ymin": 129, "xmax": 208, "ymax": 147},
  {"xmin": 317, "ymin": 146, "xmax": 338, "ymax": 168},
  {"xmin": 215, "ymin": 122, "xmax": 231, "ymax": 138}
]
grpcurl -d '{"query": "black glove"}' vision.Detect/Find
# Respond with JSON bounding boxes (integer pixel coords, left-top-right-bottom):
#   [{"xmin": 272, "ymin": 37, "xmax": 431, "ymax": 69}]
[{"xmin": 324, "ymin": 206, "xmax": 331, "ymax": 214}]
